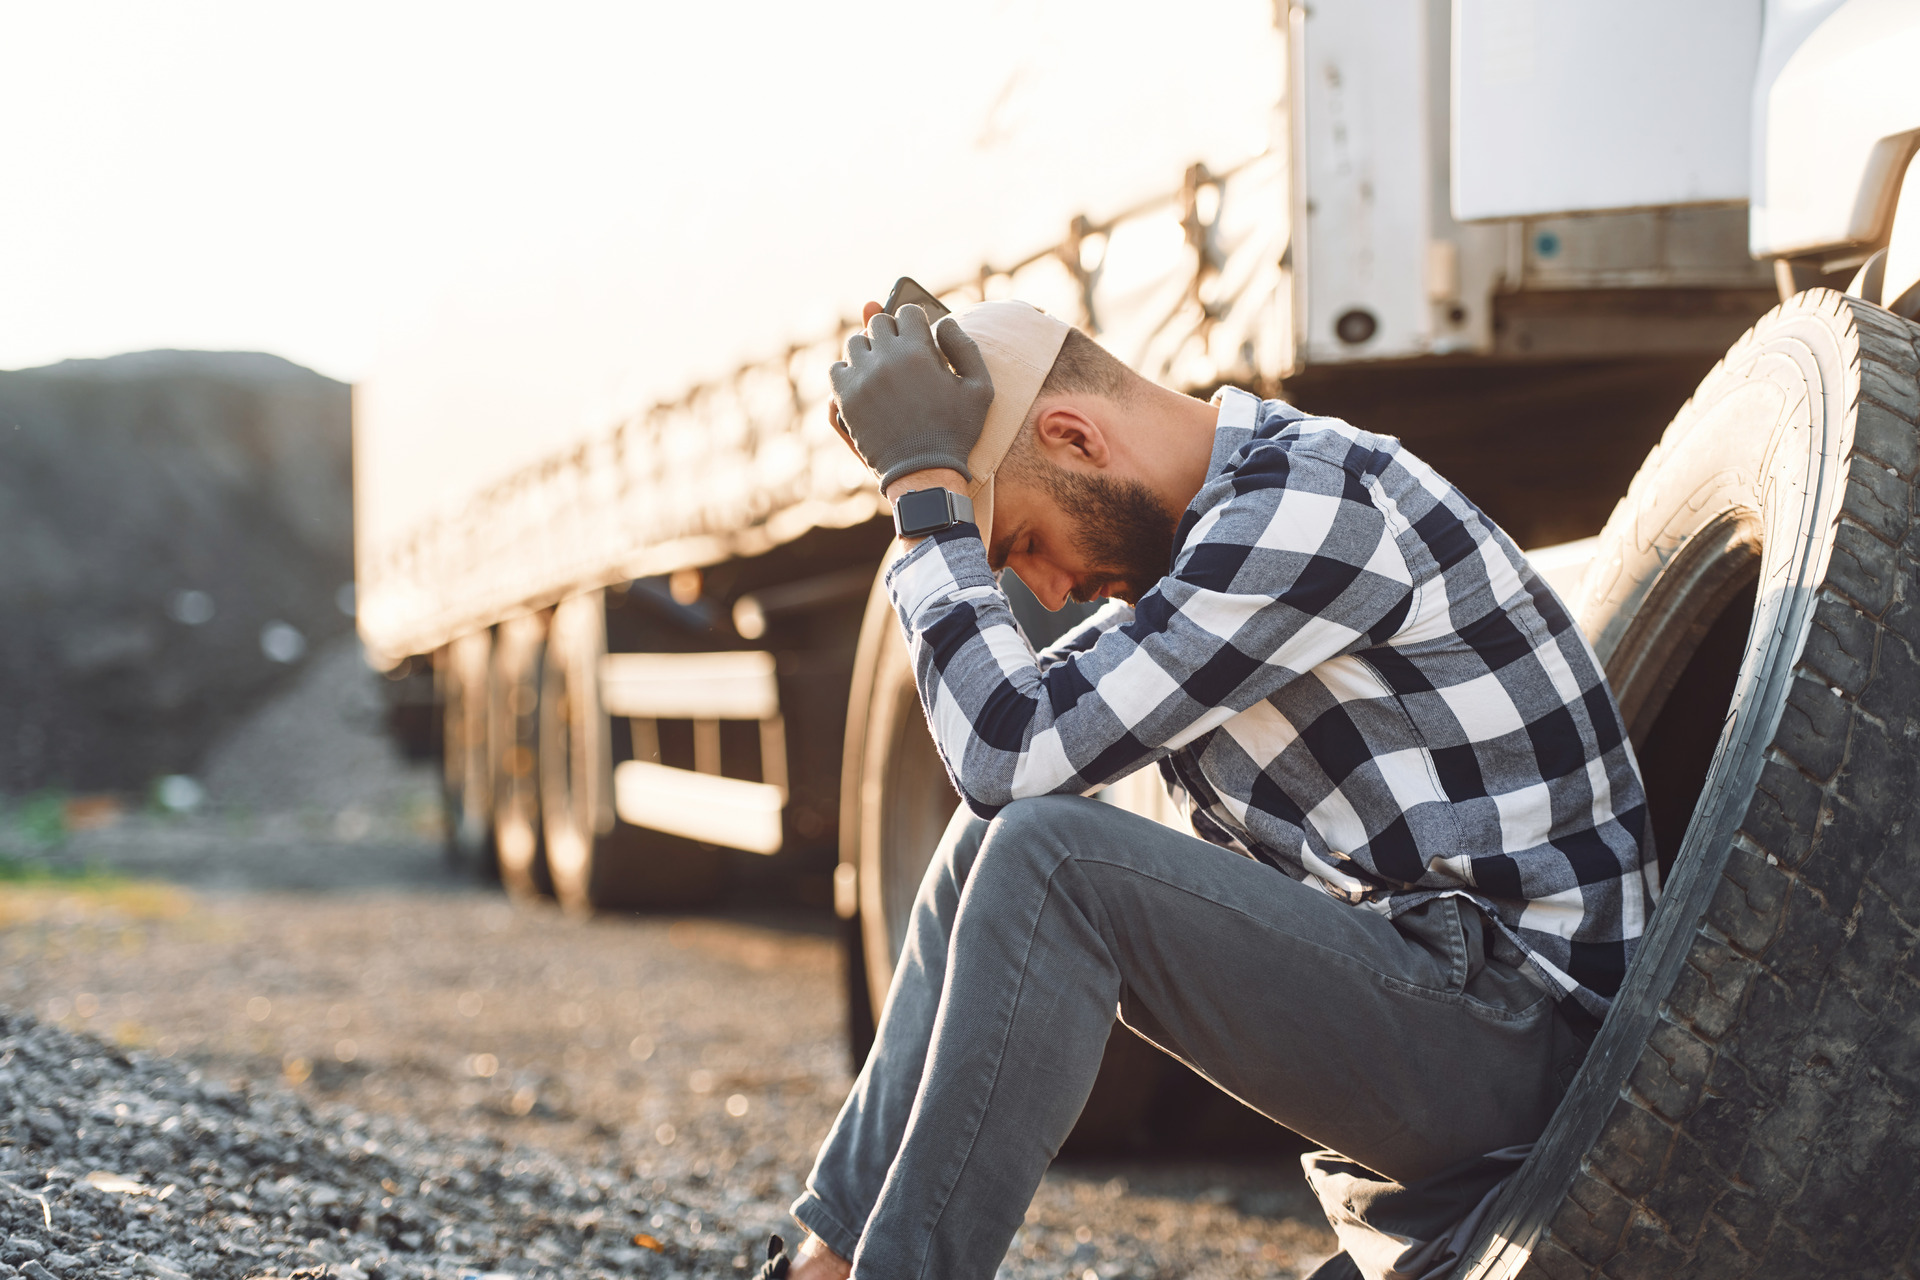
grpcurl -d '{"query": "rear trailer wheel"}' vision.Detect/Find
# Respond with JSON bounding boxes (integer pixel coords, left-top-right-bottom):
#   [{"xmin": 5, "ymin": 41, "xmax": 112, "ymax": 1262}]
[
  {"xmin": 845, "ymin": 566, "xmax": 961, "ymax": 1021},
  {"xmin": 841, "ymin": 557, "xmax": 1205, "ymax": 1152},
  {"xmin": 490, "ymin": 611, "xmax": 551, "ymax": 899},
  {"xmin": 437, "ymin": 630, "xmax": 495, "ymax": 877},
  {"xmin": 1458, "ymin": 291, "xmax": 1920, "ymax": 1277},
  {"xmin": 540, "ymin": 592, "xmax": 726, "ymax": 914}
]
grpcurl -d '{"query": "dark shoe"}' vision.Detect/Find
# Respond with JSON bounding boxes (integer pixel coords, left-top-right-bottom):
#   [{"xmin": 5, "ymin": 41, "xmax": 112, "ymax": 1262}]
[{"xmin": 755, "ymin": 1234, "xmax": 792, "ymax": 1279}]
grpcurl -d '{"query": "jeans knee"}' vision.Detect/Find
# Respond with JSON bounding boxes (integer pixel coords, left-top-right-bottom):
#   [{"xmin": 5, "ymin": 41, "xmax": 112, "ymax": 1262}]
[
  {"xmin": 968, "ymin": 796, "xmax": 1111, "ymax": 930},
  {"xmin": 980, "ymin": 795, "xmax": 1095, "ymax": 872}
]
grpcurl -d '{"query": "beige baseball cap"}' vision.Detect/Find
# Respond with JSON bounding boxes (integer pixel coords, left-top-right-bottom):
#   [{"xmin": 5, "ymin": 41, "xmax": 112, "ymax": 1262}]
[{"xmin": 948, "ymin": 299, "xmax": 1072, "ymax": 547}]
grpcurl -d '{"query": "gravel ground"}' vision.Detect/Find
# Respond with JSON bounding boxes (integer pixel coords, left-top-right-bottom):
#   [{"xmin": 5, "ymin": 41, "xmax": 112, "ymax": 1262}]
[{"xmin": 0, "ymin": 650, "xmax": 1337, "ymax": 1279}]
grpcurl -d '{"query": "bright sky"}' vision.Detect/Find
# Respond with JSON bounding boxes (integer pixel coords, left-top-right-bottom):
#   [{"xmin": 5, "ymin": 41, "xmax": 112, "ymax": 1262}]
[{"xmin": 0, "ymin": 1, "xmax": 1282, "ymax": 532}]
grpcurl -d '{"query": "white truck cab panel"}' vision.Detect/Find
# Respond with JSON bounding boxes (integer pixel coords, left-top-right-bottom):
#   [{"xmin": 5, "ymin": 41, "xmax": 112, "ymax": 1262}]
[
  {"xmin": 1288, "ymin": 0, "xmax": 1770, "ymax": 373},
  {"xmin": 1752, "ymin": 0, "xmax": 1920, "ymax": 257},
  {"xmin": 1448, "ymin": 0, "xmax": 1920, "ymax": 274},
  {"xmin": 1450, "ymin": 0, "xmax": 1761, "ymax": 222}
]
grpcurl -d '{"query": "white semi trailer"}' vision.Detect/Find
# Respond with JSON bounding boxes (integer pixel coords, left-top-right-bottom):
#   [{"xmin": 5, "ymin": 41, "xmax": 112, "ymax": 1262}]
[
  {"xmin": 357, "ymin": 2, "xmax": 1776, "ymax": 911},
  {"xmin": 356, "ymin": 2, "xmax": 1920, "ymax": 1271}
]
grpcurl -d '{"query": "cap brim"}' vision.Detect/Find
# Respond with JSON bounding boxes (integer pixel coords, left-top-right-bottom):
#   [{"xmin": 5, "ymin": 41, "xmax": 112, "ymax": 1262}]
[{"xmin": 950, "ymin": 301, "xmax": 1072, "ymax": 549}]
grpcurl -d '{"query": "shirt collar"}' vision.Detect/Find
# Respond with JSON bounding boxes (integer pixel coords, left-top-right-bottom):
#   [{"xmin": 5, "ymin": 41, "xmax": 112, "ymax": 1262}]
[
  {"xmin": 1202, "ymin": 385, "xmax": 1262, "ymax": 485},
  {"xmin": 1209, "ymin": 384, "xmax": 1261, "ymax": 431}
]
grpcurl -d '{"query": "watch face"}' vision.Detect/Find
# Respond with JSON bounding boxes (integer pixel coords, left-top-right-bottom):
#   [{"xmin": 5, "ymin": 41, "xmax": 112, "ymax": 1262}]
[{"xmin": 894, "ymin": 487, "xmax": 956, "ymax": 538}]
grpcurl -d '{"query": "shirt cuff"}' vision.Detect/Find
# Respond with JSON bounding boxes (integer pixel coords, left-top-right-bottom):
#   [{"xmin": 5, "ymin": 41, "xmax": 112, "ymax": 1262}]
[{"xmin": 884, "ymin": 523, "xmax": 997, "ymax": 623}]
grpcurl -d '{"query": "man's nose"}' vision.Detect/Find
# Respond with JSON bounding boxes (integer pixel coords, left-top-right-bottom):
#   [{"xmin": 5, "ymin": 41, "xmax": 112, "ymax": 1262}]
[{"xmin": 1011, "ymin": 557, "xmax": 1073, "ymax": 612}]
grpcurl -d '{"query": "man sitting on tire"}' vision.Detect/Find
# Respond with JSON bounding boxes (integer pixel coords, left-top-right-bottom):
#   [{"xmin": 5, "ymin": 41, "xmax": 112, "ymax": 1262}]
[{"xmin": 769, "ymin": 297, "xmax": 1655, "ymax": 1280}]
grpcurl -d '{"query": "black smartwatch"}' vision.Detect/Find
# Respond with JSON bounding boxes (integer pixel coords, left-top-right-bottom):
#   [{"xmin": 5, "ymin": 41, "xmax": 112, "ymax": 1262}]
[{"xmin": 892, "ymin": 487, "xmax": 976, "ymax": 539}]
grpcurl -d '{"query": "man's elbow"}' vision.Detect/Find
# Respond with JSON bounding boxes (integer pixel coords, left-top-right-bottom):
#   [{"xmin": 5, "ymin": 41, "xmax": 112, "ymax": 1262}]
[
  {"xmin": 957, "ymin": 791, "xmax": 1006, "ymax": 822},
  {"xmin": 953, "ymin": 768, "xmax": 1069, "ymax": 820},
  {"xmin": 946, "ymin": 759, "xmax": 1021, "ymax": 820}
]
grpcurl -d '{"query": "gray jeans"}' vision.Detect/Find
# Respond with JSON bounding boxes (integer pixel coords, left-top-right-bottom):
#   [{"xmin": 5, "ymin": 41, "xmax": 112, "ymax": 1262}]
[{"xmin": 792, "ymin": 796, "xmax": 1586, "ymax": 1279}]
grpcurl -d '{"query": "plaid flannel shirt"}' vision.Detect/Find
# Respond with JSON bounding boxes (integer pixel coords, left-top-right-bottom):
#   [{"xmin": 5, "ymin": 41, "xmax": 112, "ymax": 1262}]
[{"xmin": 887, "ymin": 387, "xmax": 1657, "ymax": 1016}]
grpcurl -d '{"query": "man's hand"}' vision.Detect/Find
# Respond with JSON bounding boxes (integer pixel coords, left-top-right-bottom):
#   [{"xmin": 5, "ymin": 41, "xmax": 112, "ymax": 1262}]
[
  {"xmin": 825, "ymin": 301, "xmax": 885, "ymax": 452},
  {"xmin": 828, "ymin": 303, "xmax": 994, "ymax": 491}
]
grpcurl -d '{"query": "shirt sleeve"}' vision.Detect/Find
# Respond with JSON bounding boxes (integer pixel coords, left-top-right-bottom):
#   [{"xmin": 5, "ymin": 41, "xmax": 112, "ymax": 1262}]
[
  {"xmin": 885, "ymin": 440, "xmax": 1418, "ymax": 817},
  {"xmin": 1034, "ymin": 599, "xmax": 1131, "ymax": 672}
]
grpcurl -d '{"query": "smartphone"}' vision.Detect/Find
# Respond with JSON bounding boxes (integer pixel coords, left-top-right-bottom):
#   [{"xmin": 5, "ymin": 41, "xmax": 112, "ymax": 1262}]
[{"xmin": 883, "ymin": 276, "xmax": 952, "ymax": 324}]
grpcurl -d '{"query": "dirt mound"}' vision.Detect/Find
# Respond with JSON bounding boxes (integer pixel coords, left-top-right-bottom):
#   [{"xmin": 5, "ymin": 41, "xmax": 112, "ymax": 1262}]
[
  {"xmin": 200, "ymin": 634, "xmax": 434, "ymax": 824},
  {"xmin": 0, "ymin": 351, "xmax": 353, "ymax": 795}
]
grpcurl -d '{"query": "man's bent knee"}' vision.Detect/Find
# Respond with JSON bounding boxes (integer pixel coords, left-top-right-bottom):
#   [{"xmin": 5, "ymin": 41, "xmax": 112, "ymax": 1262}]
[
  {"xmin": 987, "ymin": 793, "xmax": 1096, "ymax": 837},
  {"xmin": 978, "ymin": 795, "xmax": 1108, "ymax": 875}
]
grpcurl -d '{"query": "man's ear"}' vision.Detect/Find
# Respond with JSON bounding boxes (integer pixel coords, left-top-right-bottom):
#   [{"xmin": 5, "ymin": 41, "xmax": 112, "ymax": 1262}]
[{"xmin": 1032, "ymin": 401, "xmax": 1111, "ymax": 470}]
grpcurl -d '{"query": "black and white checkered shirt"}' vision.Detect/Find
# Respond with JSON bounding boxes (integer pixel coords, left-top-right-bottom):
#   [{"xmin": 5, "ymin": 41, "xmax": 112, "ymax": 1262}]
[{"xmin": 887, "ymin": 387, "xmax": 1656, "ymax": 1016}]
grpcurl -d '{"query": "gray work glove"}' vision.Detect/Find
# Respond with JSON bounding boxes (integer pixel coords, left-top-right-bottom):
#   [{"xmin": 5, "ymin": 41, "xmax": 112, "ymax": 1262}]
[{"xmin": 829, "ymin": 303, "xmax": 995, "ymax": 490}]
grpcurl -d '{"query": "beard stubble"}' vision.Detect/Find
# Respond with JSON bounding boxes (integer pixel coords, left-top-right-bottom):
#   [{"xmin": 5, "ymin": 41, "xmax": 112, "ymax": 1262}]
[{"xmin": 1036, "ymin": 464, "xmax": 1181, "ymax": 605}]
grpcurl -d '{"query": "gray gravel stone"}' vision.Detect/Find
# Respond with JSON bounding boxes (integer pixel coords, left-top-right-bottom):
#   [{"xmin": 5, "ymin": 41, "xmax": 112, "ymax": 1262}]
[{"xmin": 0, "ymin": 1007, "xmax": 747, "ymax": 1278}]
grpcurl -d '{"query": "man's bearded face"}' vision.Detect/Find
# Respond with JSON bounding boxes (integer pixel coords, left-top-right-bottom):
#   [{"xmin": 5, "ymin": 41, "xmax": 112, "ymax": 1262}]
[{"xmin": 1038, "ymin": 464, "xmax": 1180, "ymax": 606}]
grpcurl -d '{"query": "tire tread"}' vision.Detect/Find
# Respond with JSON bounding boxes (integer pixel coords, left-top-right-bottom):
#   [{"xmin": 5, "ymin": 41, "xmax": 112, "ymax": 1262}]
[{"xmin": 1469, "ymin": 295, "xmax": 1920, "ymax": 1278}]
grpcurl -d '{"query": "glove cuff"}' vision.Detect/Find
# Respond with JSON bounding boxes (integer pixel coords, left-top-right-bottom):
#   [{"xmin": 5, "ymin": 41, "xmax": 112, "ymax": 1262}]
[{"xmin": 877, "ymin": 449, "xmax": 974, "ymax": 491}]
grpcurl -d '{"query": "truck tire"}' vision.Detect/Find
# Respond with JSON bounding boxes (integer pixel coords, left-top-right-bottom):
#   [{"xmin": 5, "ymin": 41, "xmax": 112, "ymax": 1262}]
[
  {"xmin": 490, "ymin": 612, "xmax": 551, "ymax": 900},
  {"xmin": 540, "ymin": 591, "xmax": 726, "ymax": 914},
  {"xmin": 840, "ymin": 555, "xmax": 1194, "ymax": 1152},
  {"xmin": 1458, "ymin": 290, "xmax": 1920, "ymax": 1277},
  {"xmin": 437, "ymin": 630, "xmax": 496, "ymax": 877},
  {"xmin": 843, "ymin": 565, "xmax": 959, "ymax": 1021}
]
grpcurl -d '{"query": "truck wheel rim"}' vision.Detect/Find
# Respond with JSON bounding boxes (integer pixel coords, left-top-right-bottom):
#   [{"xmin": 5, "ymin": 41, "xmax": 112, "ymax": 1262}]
[{"xmin": 856, "ymin": 611, "xmax": 959, "ymax": 1015}]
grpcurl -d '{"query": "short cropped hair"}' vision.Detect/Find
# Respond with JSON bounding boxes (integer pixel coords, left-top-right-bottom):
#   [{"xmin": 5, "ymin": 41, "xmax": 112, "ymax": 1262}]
[
  {"xmin": 1035, "ymin": 327, "xmax": 1139, "ymax": 403},
  {"xmin": 1000, "ymin": 328, "xmax": 1141, "ymax": 480}
]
